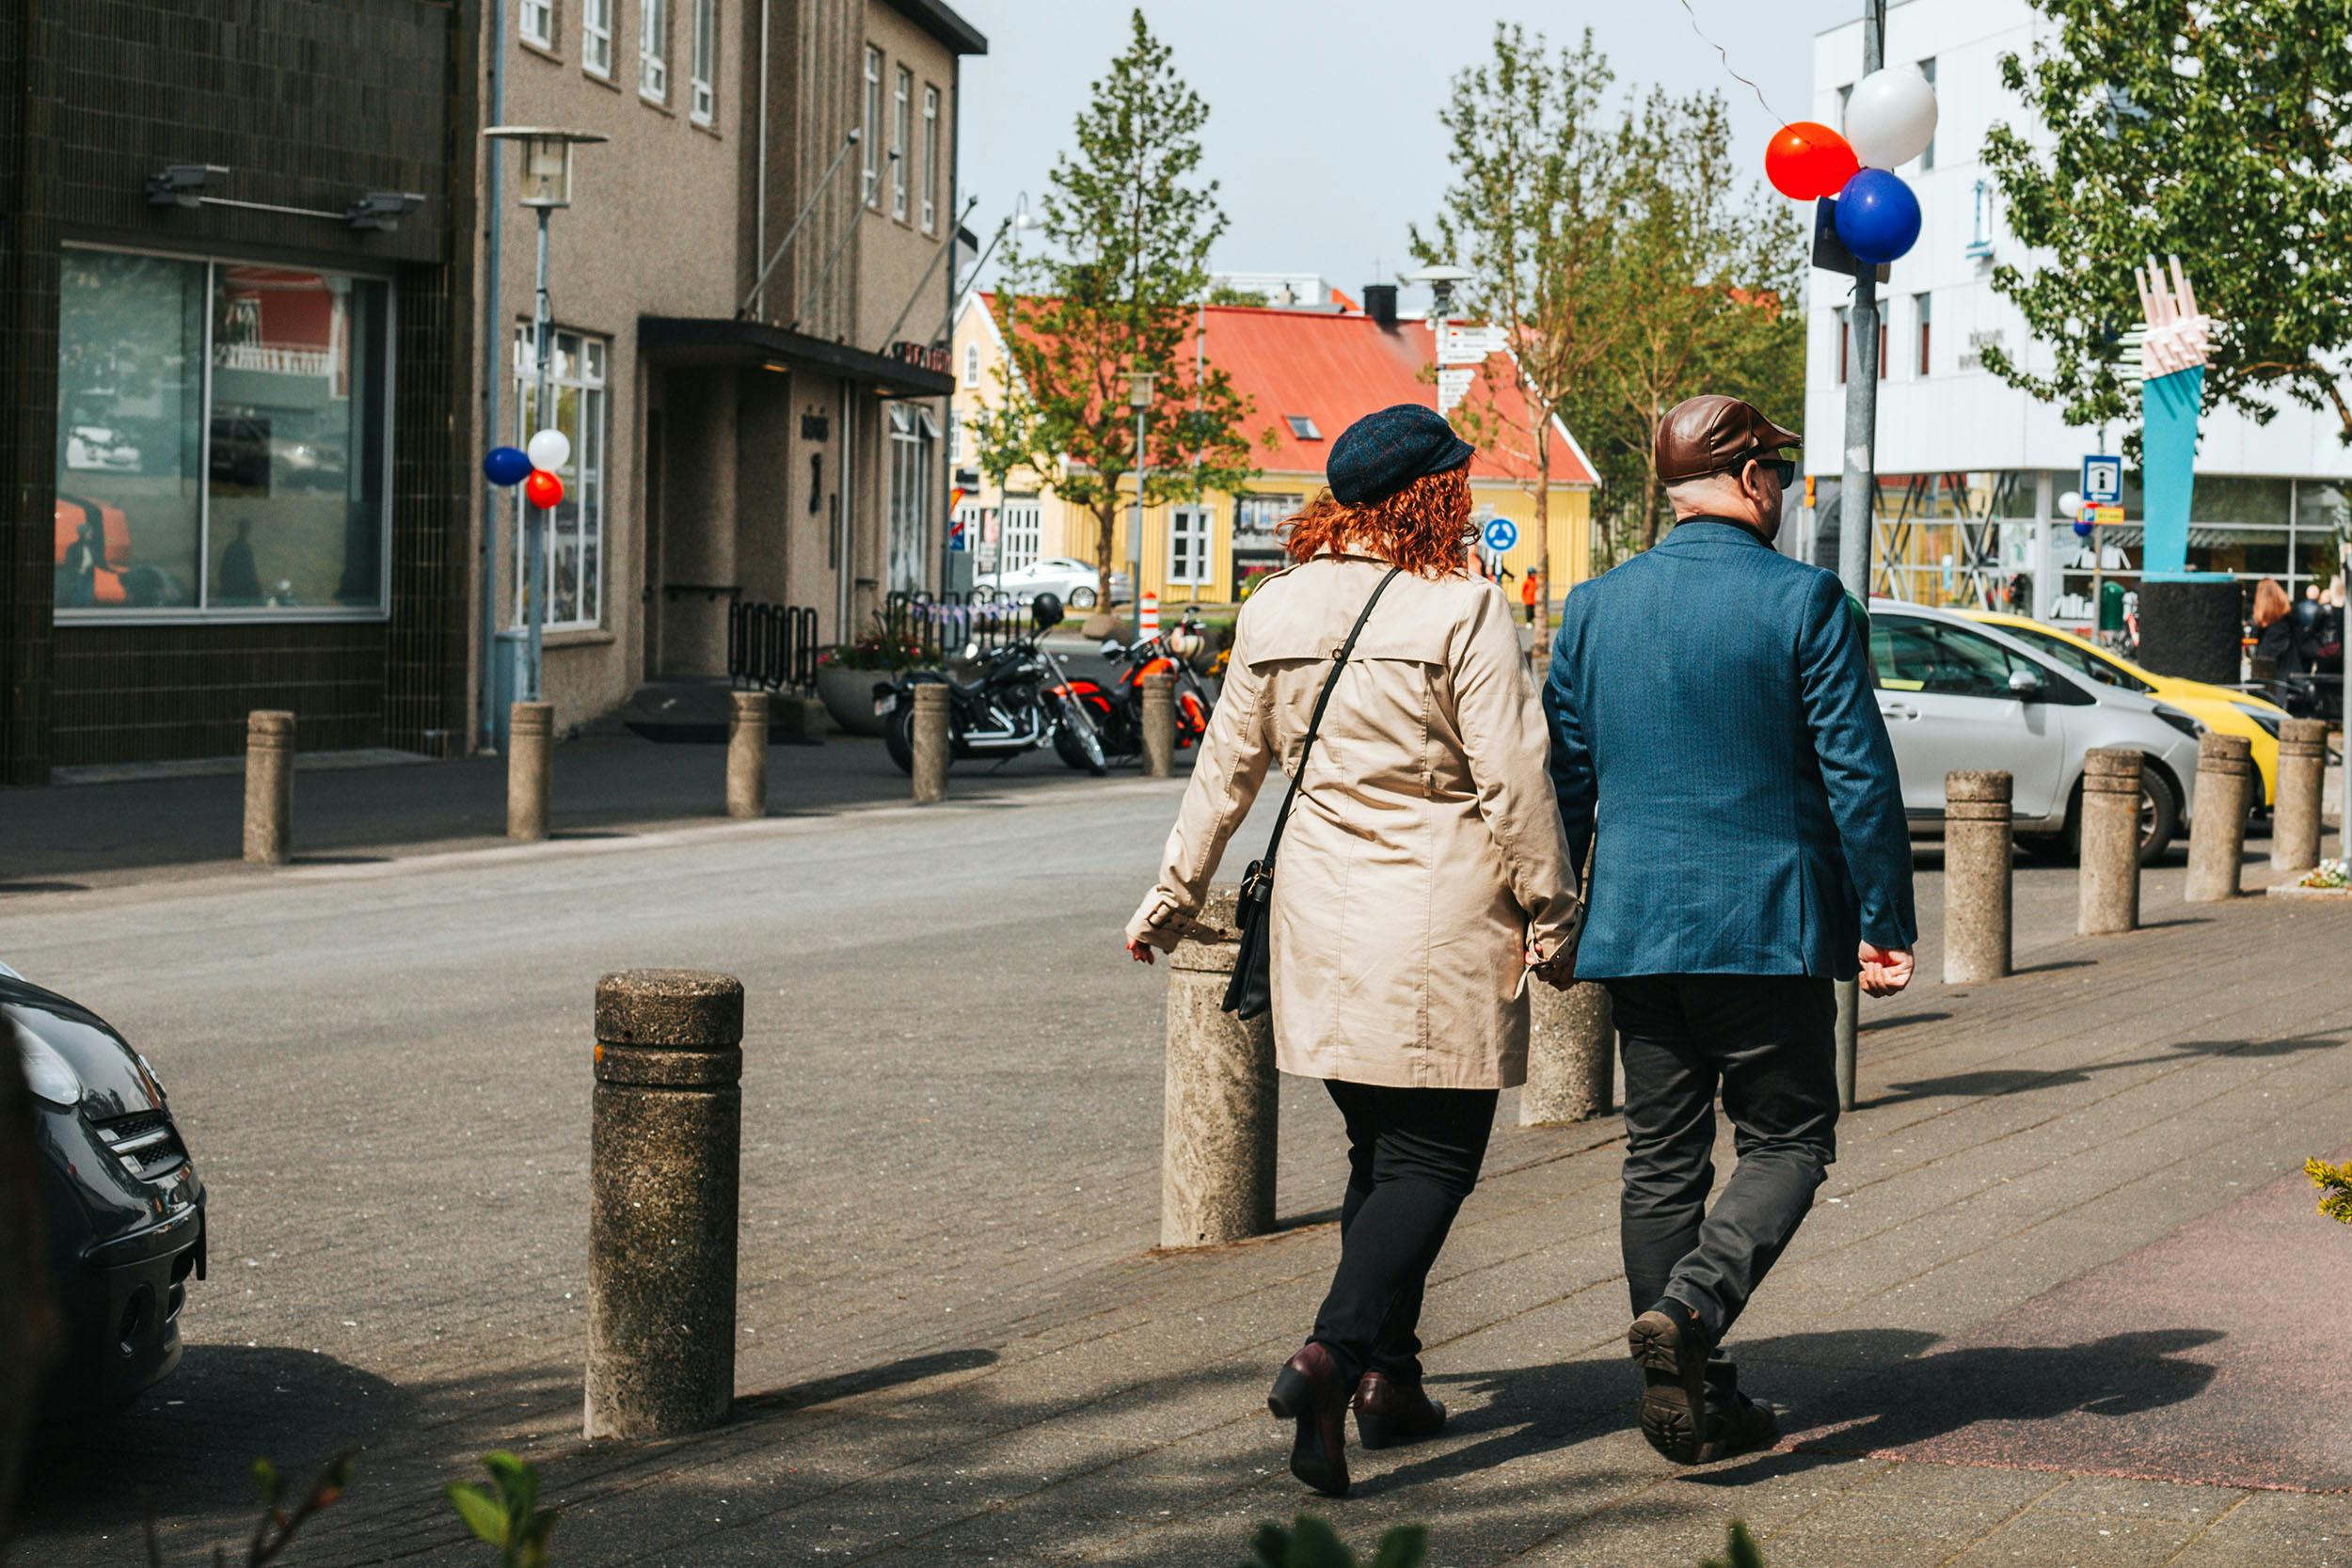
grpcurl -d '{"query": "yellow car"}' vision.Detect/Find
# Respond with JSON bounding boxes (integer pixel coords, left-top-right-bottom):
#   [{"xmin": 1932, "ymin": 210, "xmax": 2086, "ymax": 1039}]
[{"xmin": 1963, "ymin": 610, "xmax": 2286, "ymax": 806}]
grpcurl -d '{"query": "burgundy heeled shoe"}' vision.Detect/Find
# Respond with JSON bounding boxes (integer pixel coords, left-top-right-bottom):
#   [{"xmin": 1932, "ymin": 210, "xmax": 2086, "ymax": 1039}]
[
  {"xmin": 1352, "ymin": 1369, "xmax": 1447, "ymax": 1449},
  {"xmin": 1266, "ymin": 1341, "xmax": 1351, "ymax": 1497}
]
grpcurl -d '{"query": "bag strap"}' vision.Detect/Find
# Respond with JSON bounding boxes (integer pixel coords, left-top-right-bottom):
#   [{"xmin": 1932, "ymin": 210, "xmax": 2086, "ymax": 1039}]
[{"xmin": 1254, "ymin": 565, "xmax": 1404, "ymax": 872}]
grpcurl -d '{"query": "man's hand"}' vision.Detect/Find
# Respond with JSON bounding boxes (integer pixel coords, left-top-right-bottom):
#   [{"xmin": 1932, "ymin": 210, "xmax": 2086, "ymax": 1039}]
[
  {"xmin": 1858, "ymin": 942, "xmax": 1914, "ymax": 997},
  {"xmin": 1528, "ymin": 945, "xmax": 1577, "ymax": 991},
  {"xmin": 1125, "ymin": 937, "xmax": 1157, "ymax": 966}
]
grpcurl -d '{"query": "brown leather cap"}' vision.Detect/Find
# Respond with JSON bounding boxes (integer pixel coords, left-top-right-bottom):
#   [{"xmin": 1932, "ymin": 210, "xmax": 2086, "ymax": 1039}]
[{"xmin": 1655, "ymin": 395, "xmax": 1801, "ymax": 484}]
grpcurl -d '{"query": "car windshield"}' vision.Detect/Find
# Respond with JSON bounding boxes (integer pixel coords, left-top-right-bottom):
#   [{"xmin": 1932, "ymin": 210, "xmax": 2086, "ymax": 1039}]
[
  {"xmin": 1871, "ymin": 618, "xmax": 2038, "ymax": 698},
  {"xmin": 0, "ymin": 958, "xmax": 18, "ymax": 979},
  {"xmin": 1998, "ymin": 624, "xmax": 2153, "ymax": 693}
]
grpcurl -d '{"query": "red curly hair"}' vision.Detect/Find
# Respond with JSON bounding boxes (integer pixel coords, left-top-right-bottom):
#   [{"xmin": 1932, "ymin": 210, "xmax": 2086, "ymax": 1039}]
[{"xmin": 1280, "ymin": 464, "xmax": 1473, "ymax": 578}]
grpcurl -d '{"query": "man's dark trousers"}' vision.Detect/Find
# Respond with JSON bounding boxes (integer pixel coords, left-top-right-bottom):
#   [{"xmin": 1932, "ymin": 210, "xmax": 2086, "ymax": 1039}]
[{"xmin": 1609, "ymin": 973, "xmax": 1838, "ymax": 1346}]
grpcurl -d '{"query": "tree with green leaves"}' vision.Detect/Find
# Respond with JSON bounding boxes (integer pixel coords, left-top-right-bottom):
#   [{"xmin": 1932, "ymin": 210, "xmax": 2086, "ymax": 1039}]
[
  {"xmin": 1415, "ymin": 25, "xmax": 1628, "ymax": 650},
  {"xmin": 1577, "ymin": 88, "xmax": 1805, "ymax": 559},
  {"xmin": 1980, "ymin": 0, "xmax": 2352, "ymax": 451},
  {"xmin": 978, "ymin": 9, "xmax": 1257, "ymax": 611}
]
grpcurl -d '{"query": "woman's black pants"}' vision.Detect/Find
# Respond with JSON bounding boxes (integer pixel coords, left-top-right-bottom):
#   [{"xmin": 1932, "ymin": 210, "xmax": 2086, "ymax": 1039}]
[{"xmin": 1308, "ymin": 1080, "xmax": 1499, "ymax": 1386}]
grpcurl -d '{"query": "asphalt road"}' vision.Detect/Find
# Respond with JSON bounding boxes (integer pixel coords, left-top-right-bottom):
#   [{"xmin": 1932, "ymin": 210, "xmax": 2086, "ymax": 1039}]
[{"xmin": 0, "ymin": 771, "xmax": 2293, "ymax": 1562}]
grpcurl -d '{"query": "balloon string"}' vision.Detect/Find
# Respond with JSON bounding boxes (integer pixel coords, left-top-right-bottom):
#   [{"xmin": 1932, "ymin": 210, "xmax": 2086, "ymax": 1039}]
[{"xmin": 1675, "ymin": 0, "xmax": 1786, "ymax": 127}]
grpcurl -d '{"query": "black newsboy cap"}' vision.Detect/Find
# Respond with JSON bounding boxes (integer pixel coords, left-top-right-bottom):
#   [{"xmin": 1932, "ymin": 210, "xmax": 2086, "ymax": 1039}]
[{"xmin": 1327, "ymin": 404, "xmax": 1475, "ymax": 505}]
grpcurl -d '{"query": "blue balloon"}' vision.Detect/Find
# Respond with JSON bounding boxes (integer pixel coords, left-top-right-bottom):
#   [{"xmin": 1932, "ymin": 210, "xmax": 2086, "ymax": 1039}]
[
  {"xmin": 2074, "ymin": 518, "xmax": 2095, "ymax": 538},
  {"xmin": 1834, "ymin": 168, "xmax": 1922, "ymax": 264},
  {"xmin": 482, "ymin": 445, "xmax": 532, "ymax": 486}
]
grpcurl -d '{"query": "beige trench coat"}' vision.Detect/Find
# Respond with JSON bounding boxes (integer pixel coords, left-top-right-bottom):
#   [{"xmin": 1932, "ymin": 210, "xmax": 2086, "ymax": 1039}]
[{"xmin": 1125, "ymin": 552, "xmax": 1581, "ymax": 1089}]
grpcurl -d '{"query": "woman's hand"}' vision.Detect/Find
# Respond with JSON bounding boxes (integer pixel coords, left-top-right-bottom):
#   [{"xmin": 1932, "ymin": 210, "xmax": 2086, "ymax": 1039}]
[
  {"xmin": 1527, "ymin": 944, "xmax": 1576, "ymax": 990},
  {"xmin": 1126, "ymin": 937, "xmax": 1157, "ymax": 966}
]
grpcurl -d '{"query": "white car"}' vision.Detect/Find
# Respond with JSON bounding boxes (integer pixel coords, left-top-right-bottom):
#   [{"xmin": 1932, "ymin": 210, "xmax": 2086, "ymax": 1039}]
[
  {"xmin": 971, "ymin": 557, "xmax": 1131, "ymax": 610},
  {"xmin": 1869, "ymin": 601, "xmax": 2205, "ymax": 863},
  {"xmin": 65, "ymin": 424, "xmax": 141, "ymax": 473}
]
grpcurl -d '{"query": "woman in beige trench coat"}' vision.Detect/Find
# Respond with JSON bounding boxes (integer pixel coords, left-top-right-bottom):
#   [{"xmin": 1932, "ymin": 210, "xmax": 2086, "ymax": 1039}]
[{"xmin": 1123, "ymin": 404, "xmax": 1580, "ymax": 1497}]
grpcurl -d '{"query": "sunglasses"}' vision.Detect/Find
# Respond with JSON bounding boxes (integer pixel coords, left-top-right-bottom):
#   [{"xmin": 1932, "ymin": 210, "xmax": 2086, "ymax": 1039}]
[{"xmin": 1721, "ymin": 452, "xmax": 1796, "ymax": 489}]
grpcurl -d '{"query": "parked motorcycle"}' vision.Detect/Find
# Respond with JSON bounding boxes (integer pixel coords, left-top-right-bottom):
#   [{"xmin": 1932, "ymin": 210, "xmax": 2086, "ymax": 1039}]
[
  {"xmin": 1054, "ymin": 608, "xmax": 1216, "ymax": 768},
  {"xmin": 877, "ymin": 592, "xmax": 1108, "ymax": 776}
]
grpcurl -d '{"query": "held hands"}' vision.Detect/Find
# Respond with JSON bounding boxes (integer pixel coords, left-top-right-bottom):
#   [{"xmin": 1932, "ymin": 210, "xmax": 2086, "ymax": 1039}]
[
  {"xmin": 1859, "ymin": 942, "xmax": 1914, "ymax": 997},
  {"xmin": 1528, "ymin": 943, "xmax": 1576, "ymax": 991}
]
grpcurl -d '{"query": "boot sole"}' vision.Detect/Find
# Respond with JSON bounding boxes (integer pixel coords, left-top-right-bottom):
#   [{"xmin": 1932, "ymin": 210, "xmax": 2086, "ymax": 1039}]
[{"xmin": 1629, "ymin": 1312, "xmax": 1708, "ymax": 1465}]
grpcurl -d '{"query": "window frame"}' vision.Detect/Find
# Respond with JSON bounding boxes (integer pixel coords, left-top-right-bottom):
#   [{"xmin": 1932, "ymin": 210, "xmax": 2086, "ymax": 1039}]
[
  {"xmin": 54, "ymin": 242, "xmax": 398, "ymax": 626},
  {"xmin": 1914, "ymin": 292, "xmax": 1932, "ymax": 377},
  {"xmin": 891, "ymin": 66, "xmax": 912, "ymax": 221},
  {"xmin": 1917, "ymin": 59, "xmax": 1936, "ymax": 169},
  {"xmin": 920, "ymin": 83, "xmax": 940, "ymax": 233},
  {"xmin": 862, "ymin": 47, "xmax": 882, "ymax": 207},
  {"xmin": 520, "ymin": 0, "xmax": 554, "ymax": 50},
  {"xmin": 961, "ymin": 341, "xmax": 979, "ymax": 388},
  {"xmin": 581, "ymin": 0, "xmax": 612, "ymax": 76},
  {"xmin": 640, "ymin": 0, "xmax": 668, "ymax": 103},
  {"xmin": 1167, "ymin": 503, "xmax": 1214, "ymax": 587},
  {"xmin": 690, "ymin": 0, "xmax": 716, "ymax": 124},
  {"xmin": 511, "ymin": 326, "xmax": 610, "ymax": 633}
]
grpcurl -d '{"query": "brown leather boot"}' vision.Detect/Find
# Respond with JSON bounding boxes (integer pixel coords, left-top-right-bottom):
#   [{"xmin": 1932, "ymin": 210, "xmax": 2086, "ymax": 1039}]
[
  {"xmin": 1266, "ymin": 1341, "xmax": 1351, "ymax": 1497},
  {"xmin": 1352, "ymin": 1370, "xmax": 1447, "ymax": 1449}
]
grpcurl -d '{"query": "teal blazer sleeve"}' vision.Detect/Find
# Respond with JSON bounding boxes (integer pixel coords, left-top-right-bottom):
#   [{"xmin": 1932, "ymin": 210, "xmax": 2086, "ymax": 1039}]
[{"xmin": 1796, "ymin": 576, "xmax": 1917, "ymax": 950}]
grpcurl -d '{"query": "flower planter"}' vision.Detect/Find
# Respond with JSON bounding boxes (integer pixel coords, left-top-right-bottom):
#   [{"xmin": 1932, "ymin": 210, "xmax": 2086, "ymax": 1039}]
[{"xmin": 817, "ymin": 660, "xmax": 893, "ymax": 737}]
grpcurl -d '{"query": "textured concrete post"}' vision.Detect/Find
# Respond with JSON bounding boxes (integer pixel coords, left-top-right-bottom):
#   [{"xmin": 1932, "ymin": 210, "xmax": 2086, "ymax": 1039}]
[
  {"xmin": 2185, "ymin": 732, "xmax": 2253, "ymax": 902},
  {"xmin": 725, "ymin": 690, "xmax": 769, "ymax": 819},
  {"xmin": 1140, "ymin": 672, "xmax": 1176, "ymax": 779},
  {"xmin": 242, "ymin": 710, "xmax": 294, "ymax": 866},
  {"xmin": 508, "ymin": 702, "xmax": 553, "ymax": 842},
  {"xmin": 911, "ymin": 684, "xmax": 950, "ymax": 804},
  {"xmin": 1520, "ymin": 981, "xmax": 1613, "ymax": 1126},
  {"xmin": 1161, "ymin": 888, "xmax": 1277, "ymax": 1248},
  {"xmin": 585, "ymin": 970, "xmax": 744, "ymax": 1440},
  {"xmin": 2077, "ymin": 748, "xmax": 2143, "ymax": 936},
  {"xmin": 2271, "ymin": 718, "xmax": 2328, "ymax": 872},
  {"xmin": 1944, "ymin": 770, "xmax": 2012, "ymax": 984}
]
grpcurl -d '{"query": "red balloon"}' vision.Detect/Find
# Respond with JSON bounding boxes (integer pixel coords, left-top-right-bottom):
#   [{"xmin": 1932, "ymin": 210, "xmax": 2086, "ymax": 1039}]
[
  {"xmin": 1765, "ymin": 121, "xmax": 1861, "ymax": 200},
  {"xmin": 523, "ymin": 468, "xmax": 564, "ymax": 509}
]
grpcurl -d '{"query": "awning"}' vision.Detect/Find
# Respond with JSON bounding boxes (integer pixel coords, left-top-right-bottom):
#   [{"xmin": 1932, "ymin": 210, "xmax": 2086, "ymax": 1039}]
[{"xmin": 638, "ymin": 316, "xmax": 953, "ymax": 398}]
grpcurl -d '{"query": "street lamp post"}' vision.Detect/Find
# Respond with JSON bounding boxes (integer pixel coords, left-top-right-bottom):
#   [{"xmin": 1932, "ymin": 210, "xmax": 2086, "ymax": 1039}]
[
  {"xmin": 483, "ymin": 127, "xmax": 606, "ymax": 712},
  {"xmin": 1129, "ymin": 371, "xmax": 1153, "ymax": 616}
]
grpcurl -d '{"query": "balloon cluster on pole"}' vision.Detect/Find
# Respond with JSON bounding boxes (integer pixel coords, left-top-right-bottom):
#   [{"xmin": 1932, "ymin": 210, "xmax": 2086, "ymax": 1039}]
[
  {"xmin": 481, "ymin": 431, "xmax": 568, "ymax": 509},
  {"xmin": 1763, "ymin": 65, "xmax": 1937, "ymax": 267}
]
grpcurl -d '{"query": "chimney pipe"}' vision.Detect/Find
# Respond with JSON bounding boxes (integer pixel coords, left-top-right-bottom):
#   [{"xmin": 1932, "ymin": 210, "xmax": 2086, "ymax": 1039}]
[{"xmin": 1363, "ymin": 283, "xmax": 1398, "ymax": 330}]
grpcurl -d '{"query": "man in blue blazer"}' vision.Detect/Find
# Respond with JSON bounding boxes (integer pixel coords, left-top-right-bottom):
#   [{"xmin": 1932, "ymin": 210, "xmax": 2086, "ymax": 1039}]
[{"xmin": 1541, "ymin": 395, "xmax": 1916, "ymax": 1465}]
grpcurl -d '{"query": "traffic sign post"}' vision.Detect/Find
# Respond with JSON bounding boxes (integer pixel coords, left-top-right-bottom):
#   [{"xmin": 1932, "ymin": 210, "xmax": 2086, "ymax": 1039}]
[
  {"xmin": 2081, "ymin": 454, "xmax": 2122, "ymax": 507},
  {"xmin": 1482, "ymin": 515, "xmax": 1519, "ymax": 556}
]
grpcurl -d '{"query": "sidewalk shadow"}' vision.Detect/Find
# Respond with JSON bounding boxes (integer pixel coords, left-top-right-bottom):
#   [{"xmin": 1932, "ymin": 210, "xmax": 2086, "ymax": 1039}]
[
  {"xmin": 736, "ymin": 1348, "xmax": 997, "ymax": 1414},
  {"xmin": 1867, "ymin": 1031, "xmax": 2341, "ymax": 1107}
]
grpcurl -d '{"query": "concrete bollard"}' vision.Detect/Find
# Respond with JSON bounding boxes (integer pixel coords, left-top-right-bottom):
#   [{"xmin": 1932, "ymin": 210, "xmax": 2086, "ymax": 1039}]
[
  {"xmin": 2185, "ymin": 732, "xmax": 2254, "ymax": 902},
  {"xmin": 1140, "ymin": 672, "xmax": 1176, "ymax": 779},
  {"xmin": 2271, "ymin": 718, "xmax": 2328, "ymax": 872},
  {"xmin": 1161, "ymin": 888, "xmax": 1277, "ymax": 1248},
  {"xmin": 2076, "ymin": 748, "xmax": 2143, "ymax": 936},
  {"xmin": 585, "ymin": 969, "xmax": 745, "ymax": 1440},
  {"xmin": 242, "ymin": 710, "xmax": 294, "ymax": 866},
  {"xmin": 1944, "ymin": 770, "xmax": 2013, "ymax": 984},
  {"xmin": 1520, "ymin": 981, "xmax": 1613, "ymax": 1126},
  {"xmin": 725, "ymin": 690, "xmax": 769, "ymax": 819},
  {"xmin": 911, "ymin": 683, "xmax": 950, "ymax": 804},
  {"xmin": 508, "ymin": 702, "xmax": 553, "ymax": 842}
]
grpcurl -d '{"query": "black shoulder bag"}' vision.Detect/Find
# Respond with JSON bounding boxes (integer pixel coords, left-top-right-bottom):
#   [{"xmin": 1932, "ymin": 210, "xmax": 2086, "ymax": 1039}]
[{"xmin": 1222, "ymin": 567, "xmax": 1404, "ymax": 1018}]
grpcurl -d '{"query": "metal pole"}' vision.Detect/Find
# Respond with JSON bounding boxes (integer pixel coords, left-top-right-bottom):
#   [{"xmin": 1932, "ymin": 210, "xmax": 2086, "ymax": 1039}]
[
  {"xmin": 880, "ymin": 193, "xmax": 979, "ymax": 351},
  {"xmin": 478, "ymin": 5, "xmax": 506, "ymax": 752},
  {"xmin": 527, "ymin": 207, "xmax": 552, "ymax": 703},
  {"xmin": 1834, "ymin": 0, "xmax": 1885, "ymax": 1114},
  {"xmin": 1130, "ymin": 403, "xmax": 1145, "ymax": 613},
  {"xmin": 740, "ymin": 130, "xmax": 860, "ymax": 320}
]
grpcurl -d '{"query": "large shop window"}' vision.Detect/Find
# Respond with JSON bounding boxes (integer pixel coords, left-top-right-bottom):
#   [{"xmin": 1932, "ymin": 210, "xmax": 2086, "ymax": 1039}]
[
  {"xmin": 512, "ymin": 328, "xmax": 608, "ymax": 630},
  {"xmin": 55, "ymin": 248, "xmax": 391, "ymax": 620}
]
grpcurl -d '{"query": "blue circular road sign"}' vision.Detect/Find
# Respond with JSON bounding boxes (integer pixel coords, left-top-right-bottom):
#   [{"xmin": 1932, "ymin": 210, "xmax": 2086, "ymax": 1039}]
[{"xmin": 1482, "ymin": 516, "xmax": 1518, "ymax": 554}]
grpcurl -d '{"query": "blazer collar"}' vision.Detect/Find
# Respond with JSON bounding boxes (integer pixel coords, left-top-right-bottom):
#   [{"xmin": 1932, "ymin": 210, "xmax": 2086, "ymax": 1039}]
[{"xmin": 1661, "ymin": 517, "xmax": 1774, "ymax": 550}]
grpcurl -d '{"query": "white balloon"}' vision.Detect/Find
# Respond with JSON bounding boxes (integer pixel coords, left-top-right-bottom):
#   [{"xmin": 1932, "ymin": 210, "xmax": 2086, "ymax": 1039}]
[
  {"xmin": 526, "ymin": 428, "xmax": 572, "ymax": 471},
  {"xmin": 1845, "ymin": 65, "xmax": 1939, "ymax": 169},
  {"xmin": 2058, "ymin": 491, "xmax": 2083, "ymax": 515}
]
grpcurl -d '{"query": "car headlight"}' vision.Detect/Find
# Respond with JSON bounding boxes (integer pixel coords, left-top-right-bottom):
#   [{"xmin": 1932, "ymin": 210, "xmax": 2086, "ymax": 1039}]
[
  {"xmin": 19, "ymin": 1035, "xmax": 85, "ymax": 1108},
  {"xmin": 2151, "ymin": 705, "xmax": 2205, "ymax": 741},
  {"xmin": 2230, "ymin": 704, "xmax": 2283, "ymax": 739}
]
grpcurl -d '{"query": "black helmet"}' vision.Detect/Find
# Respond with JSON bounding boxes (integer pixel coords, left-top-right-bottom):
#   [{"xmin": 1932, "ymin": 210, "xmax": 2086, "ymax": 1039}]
[{"xmin": 1028, "ymin": 591, "xmax": 1064, "ymax": 633}]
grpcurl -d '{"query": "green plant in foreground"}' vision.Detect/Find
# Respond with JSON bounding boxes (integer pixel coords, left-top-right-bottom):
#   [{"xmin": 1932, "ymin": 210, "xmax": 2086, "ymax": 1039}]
[
  {"xmin": 143, "ymin": 1452, "xmax": 354, "ymax": 1566},
  {"xmin": 1699, "ymin": 1519, "xmax": 1767, "ymax": 1568},
  {"xmin": 1245, "ymin": 1514, "xmax": 1426, "ymax": 1568},
  {"xmin": 2308, "ymin": 1158, "xmax": 2352, "ymax": 1224},
  {"xmin": 445, "ymin": 1451, "xmax": 559, "ymax": 1568}
]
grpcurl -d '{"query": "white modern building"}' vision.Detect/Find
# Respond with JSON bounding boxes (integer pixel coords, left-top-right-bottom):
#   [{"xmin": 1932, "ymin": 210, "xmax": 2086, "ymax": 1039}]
[{"xmin": 1803, "ymin": 0, "xmax": 2350, "ymax": 626}]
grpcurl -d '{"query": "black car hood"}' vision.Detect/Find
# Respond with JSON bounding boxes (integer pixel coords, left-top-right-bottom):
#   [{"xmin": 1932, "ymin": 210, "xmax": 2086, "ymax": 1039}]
[{"xmin": 3, "ymin": 975, "xmax": 165, "ymax": 1118}]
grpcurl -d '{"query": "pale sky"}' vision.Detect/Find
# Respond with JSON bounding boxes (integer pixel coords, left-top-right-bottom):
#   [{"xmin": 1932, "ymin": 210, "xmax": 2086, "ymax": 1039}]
[{"xmin": 950, "ymin": 0, "xmax": 1867, "ymax": 304}]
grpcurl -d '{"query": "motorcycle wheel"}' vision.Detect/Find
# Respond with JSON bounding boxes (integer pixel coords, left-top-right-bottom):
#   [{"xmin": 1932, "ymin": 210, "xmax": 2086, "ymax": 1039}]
[
  {"xmin": 882, "ymin": 703, "xmax": 917, "ymax": 776},
  {"xmin": 1055, "ymin": 694, "xmax": 1109, "ymax": 776}
]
